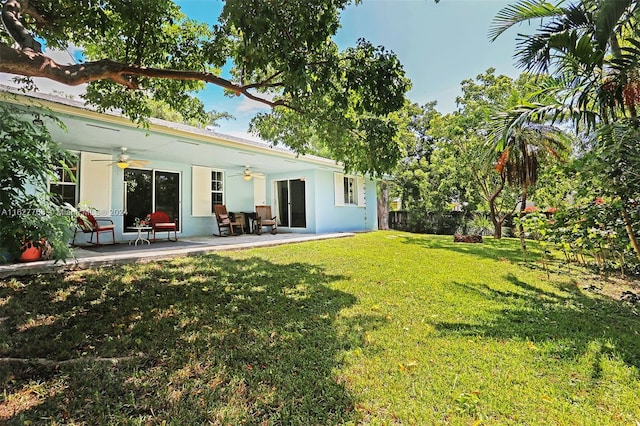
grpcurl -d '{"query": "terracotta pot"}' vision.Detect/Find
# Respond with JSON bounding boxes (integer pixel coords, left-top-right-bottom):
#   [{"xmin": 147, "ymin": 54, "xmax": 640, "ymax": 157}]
[{"xmin": 19, "ymin": 241, "xmax": 43, "ymax": 262}]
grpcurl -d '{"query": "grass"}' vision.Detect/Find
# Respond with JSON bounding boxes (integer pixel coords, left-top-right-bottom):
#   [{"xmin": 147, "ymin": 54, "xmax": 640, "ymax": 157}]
[{"xmin": 1, "ymin": 231, "xmax": 639, "ymax": 425}]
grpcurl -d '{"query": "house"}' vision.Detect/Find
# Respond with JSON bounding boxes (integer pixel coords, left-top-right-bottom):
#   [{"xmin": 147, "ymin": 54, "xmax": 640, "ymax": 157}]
[{"xmin": 0, "ymin": 86, "xmax": 378, "ymax": 243}]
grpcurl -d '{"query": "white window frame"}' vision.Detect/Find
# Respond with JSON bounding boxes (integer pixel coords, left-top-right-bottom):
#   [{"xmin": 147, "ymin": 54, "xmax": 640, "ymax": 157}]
[
  {"xmin": 344, "ymin": 176, "xmax": 357, "ymax": 205},
  {"xmin": 211, "ymin": 170, "xmax": 224, "ymax": 209},
  {"xmin": 334, "ymin": 172, "xmax": 366, "ymax": 207},
  {"xmin": 124, "ymin": 167, "xmax": 182, "ymax": 232},
  {"xmin": 49, "ymin": 159, "xmax": 79, "ymax": 206}
]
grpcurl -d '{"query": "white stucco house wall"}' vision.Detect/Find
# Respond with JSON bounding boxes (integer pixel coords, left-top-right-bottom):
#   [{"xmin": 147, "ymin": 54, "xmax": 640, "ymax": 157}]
[{"xmin": 1, "ymin": 86, "xmax": 378, "ymax": 243}]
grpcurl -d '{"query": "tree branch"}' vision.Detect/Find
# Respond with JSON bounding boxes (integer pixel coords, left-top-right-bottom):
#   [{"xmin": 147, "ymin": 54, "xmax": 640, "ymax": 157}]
[
  {"xmin": 243, "ymin": 70, "xmax": 285, "ymax": 90},
  {"xmin": 1, "ymin": 0, "xmax": 42, "ymax": 51},
  {"xmin": 0, "ymin": 44, "xmax": 290, "ymax": 109},
  {"xmin": 23, "ymin": 3, "xmax": 49, "ymax": 26}
]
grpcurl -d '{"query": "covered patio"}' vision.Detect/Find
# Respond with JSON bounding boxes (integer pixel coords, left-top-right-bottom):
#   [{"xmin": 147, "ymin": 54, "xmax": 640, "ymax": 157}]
[{"xmin": 0, "ymin": 232, "xmax": 355, "ymax": 278}]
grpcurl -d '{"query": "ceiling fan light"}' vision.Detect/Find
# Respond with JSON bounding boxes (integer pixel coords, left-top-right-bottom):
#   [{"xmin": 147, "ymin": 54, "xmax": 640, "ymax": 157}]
[
  {"xmin": 243, "ymin": 174, "xmax": 252, "ymax": 181},
  {"xmin": 117, "ymin": 161, "xmax": 129, "ymax": 169}
]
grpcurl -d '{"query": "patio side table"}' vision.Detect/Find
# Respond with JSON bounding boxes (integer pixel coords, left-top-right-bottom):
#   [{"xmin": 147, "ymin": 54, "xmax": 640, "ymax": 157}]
[{"xmin": 127, "ymin": 225, "xmax": 152, "ymax": 246}]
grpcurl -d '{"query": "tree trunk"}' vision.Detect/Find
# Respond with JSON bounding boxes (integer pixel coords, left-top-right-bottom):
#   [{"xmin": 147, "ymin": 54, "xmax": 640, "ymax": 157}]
[
  {"xmin": 487, "ymin": 176, "xmax": 506, "ymax": 239},
  {"xmin": 489, "ymin": 198, "xmax": 503, "ymax": 239},
  {"xmin": 491, "ymin": 214, "xmax": 504, "ymax": 239},
  {"xmin": 377, "ymin": 180, "xmax": 390, "ymax": 230},
  {"xmin": 518, "ymin": 186, "xmax": 528, "ymax": 253},
  {"xmin": 621, "ymin": 205, "xmax": 640, "ymax": 261}
]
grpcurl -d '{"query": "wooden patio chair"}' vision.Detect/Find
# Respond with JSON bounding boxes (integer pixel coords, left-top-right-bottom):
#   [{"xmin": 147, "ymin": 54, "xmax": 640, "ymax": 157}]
[
  {"xmin": 254, "ymin": 205, "xmax": 277, "ymax": 235},
  {"xmin": 214, "ymin": 204, "xmax": 244, "ymax": 236},
  {"xmin": 149, "ymin": 211, "xmax": 178, "ymax": 242},
  {"xmin": 72, "ymin": 210, "xmax": 116, "ymax": 246}
]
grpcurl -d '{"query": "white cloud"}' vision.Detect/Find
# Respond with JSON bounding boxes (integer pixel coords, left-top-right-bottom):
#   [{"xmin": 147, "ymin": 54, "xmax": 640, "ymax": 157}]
[
  {"xmin": 43, "ymin": 46, "xmax": 79, "ymax": 65},
  {"xmin": 235, "ymin": 94, "xmax": 273, "ymax": 113}
]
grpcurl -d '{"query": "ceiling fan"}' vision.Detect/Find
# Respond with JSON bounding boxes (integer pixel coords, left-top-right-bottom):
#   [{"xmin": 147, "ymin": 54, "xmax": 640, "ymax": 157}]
[
  {"xmin": 93, "ymin": 147, "xmax": 151, "ymax": 169},
  {"xmin": 234, "ymin": 165, "xmax": 265, "ymax": 181}
]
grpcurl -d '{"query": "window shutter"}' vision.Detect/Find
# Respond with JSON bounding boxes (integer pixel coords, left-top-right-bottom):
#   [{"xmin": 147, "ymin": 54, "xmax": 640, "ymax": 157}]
[
  {"xmin": 192, "ymin": 165, "xmax": 212, "ymax": 216},
  {"xmin": 253, "ymin": 176, "xmax": 266, "ymax": 206},
  {"xmin": 334, "ymin": 172, "xmax": 345, "ymax": 206},
  {"xmin": 357, "ymin": 176, "xmax": 366, "ymax": 206},
  {"xmin": 79, "ymin": 151, "xmax": 112, "ymax": 213}
]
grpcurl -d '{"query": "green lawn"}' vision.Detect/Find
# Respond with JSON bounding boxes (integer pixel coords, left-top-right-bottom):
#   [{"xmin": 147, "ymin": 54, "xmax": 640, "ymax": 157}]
[{"xmin": 1, "ymin": 232, "xmax": 639, "ymax": 425}]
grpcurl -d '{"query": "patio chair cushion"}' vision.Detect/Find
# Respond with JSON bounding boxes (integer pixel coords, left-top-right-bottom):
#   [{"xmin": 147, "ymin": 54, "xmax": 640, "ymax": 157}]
[{"xmin": 154, "ymin": 222, "xmax": 177, "ymax": 230}]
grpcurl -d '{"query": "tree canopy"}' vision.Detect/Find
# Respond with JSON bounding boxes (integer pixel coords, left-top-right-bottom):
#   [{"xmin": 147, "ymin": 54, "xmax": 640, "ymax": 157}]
[{"xmin": 0, "ymin": 0, "xmax": 411, "ymax": 175}]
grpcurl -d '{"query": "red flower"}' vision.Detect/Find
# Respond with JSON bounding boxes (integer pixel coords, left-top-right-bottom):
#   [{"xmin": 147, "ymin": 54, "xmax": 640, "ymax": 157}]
[
  {"xmin": 523, "ymin": 205, "xmax": 538, "ymax": 213},
  {"xmin": 594, "ymin": 197, "xmax": 605, "ymax": 205}
]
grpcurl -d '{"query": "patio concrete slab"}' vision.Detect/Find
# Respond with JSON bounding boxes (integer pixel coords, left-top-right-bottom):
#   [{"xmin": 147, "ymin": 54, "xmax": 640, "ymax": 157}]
[{"xmin": 0, "ymin": 232, "xmax": 355, "ymax": 278}]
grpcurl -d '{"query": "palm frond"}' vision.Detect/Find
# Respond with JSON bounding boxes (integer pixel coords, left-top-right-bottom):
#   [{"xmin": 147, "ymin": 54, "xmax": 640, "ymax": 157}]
[
  {"xmin": 489, "ymin": 0, "xmax": 562, "ymax": 42},
  {"xmin": 593, "ymin": 0, "xmax": 635, "ymax": 52}
]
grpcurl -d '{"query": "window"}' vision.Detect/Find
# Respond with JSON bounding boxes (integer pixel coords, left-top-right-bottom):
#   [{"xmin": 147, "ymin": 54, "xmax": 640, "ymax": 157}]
[
  {"xmin": 343, "ymin": 176, "xmax": 357, "ymax": 205},
  {"xmin": 49, "ymin": 162, "xmax": 78, "ymax": 206},
  {"xmin": 211, "ymin": 170, "xmax": 224, "ymax": 209},
  {"xmin": 334, "ymin": 172, "xmax": 366, "ymax": 207},
  {"xmin": 192, "ymin": 165, "xmax": 224, "ymax": 216}
]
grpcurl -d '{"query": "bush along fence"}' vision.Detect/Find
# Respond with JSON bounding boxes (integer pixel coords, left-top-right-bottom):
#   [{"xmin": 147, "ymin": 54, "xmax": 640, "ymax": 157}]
[
  {"xmin": 516, "ymin": 198, "xmax": 640, "ymax": 276},
  {"xmin": 389, "ymin": 210, "xmax": 467, "ymax": 235}
]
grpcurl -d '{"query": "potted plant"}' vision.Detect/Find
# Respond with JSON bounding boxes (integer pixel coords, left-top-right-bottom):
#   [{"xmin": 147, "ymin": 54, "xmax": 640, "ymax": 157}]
[
  {"xmin": 1, "ymin": 195, "xmax": 77, "ymax": 263},
  {"xmin": 19, "ymin": 240, "xmax": 44, "ymax": 262}
]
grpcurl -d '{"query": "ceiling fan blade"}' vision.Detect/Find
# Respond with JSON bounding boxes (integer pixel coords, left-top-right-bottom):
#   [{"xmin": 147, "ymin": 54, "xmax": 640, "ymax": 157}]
[{"xmin": 128, "ymin": 159, "xmax": 150, "ymax": 166}]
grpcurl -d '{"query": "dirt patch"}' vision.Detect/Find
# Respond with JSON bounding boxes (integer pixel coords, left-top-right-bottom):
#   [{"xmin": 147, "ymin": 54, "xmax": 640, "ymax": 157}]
[{"xmin": 578, "ymin": 273, "xmax": 640, "ymax": 302}]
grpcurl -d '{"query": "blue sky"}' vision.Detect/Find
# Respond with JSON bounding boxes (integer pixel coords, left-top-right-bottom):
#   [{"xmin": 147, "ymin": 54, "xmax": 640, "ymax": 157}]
[{"xmin": 175, "ymin": 0, "xmax": 525, "ymax": 138}]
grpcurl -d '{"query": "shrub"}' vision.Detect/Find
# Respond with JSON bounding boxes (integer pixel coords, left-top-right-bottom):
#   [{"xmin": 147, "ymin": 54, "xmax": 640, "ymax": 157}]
[{"xmin": 0, "ymin": 103, "xmax": 76, "ymax": 262}]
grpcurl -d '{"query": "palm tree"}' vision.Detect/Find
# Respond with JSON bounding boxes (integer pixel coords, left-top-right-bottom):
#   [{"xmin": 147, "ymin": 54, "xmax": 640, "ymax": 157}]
[
  {"xmin": 490, "ymin": 0, "xmax": 640, "ymax": 259},
  {"xmin": 492, "ymin": 105, "xmax": 571, "ymax": 252}
]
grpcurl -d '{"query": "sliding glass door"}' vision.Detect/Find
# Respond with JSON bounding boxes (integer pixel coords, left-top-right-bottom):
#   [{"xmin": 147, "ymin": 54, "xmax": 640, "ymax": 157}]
[
  {"xmin": 124, "ymin": 169, "xmax": 181, "ymax": 230},
  {"xmin": 276, "ymin": 179, "xmax": 306, "ymax": 228}
]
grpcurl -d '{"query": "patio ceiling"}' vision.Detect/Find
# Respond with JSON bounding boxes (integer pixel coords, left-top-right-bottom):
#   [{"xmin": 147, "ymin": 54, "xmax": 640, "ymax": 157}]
[
  {"xmin": 3, "ymin": 86, "xmax": 342, "ymax": 177},
  {"xmin": 50, "ymin": 113, "xmax": 341, "ymax": 177}
]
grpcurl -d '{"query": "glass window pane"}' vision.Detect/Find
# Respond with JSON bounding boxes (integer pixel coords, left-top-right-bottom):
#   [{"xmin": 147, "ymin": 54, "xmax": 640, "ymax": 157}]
[
  {"xmin": 155, "ymin": 171, "xmax": 180, "ymax": 228},
  {"xmin": 124, "ymin": 169, "xmax": 153, "ymax": 228},
  {"xmin": 212, "ymin": 193, "xmax": 223, "ymax": 206},
  {"xmin": 210, "ymin": 169, "xmax": 224, "ymax": 213},
  {"xmin": 62, "ymin": 167, "xmax": 77, "ymax": 183}
]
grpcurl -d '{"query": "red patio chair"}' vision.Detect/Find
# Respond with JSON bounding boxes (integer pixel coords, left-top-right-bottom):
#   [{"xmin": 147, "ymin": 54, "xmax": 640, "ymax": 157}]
[
  {"xmin": 72, "ymin": 210, "xmax": 115, "ymax": 246},
  {"xmin": 149, "ymin": 211, "xmax": 178, "ymax": 242}
]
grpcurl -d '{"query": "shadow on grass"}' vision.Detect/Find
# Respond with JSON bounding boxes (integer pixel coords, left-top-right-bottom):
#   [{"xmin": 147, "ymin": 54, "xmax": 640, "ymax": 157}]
[
  {"xmin": 0, "ymin": 253, "xmax": 374, "ymax": 424},
  {"xmin": 398, "ymin": 233, "xmax": 535, "ymax": 264},
  {"xmin": 433, "ymin": 273, "xmax": 640, "ymax": 372}
]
